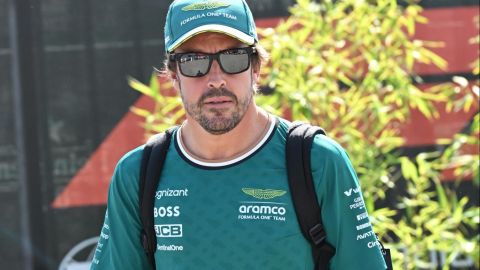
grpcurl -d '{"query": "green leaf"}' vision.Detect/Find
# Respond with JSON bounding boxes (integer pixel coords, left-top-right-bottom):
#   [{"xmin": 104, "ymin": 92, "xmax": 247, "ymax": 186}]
[
  {"xmin": 401, "ymin": 157, "xmax": 418, "ymax": 181},
  {"xmin": 130, "ymin": 106, "xmax": 151, "ymax": 118},
  {"xmin": 452, "ymin": 76, "xmax": 469, "ymax": 88},
  {"xmin": 128, "ymin": 76, "xmax": 154, "ymax": 96},
  {"xmin": 434, "ymin": 180, "xmax": 449, "ymax": 210}
]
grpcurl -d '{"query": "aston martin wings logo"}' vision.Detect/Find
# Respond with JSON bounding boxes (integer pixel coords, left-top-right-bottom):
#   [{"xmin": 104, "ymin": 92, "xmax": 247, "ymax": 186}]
[
  {"xmin": 182, "ymin": 1, "xmax": 230, "ymax": 11},
  {"xmin": 242, "ymin": 188, "xmax": 287, "ymax": 200}
]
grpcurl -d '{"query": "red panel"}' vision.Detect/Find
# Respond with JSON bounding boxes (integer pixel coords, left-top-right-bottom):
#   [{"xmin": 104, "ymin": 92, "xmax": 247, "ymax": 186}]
[
  {"xmin": 414, "ymin": 7, "xmax": 479, "ymax": 75},
  {"xmin": 400, "ymin": 85, "xmax": 478, "ymax": 146},
  {"xmin": 255, "ymin": 17, "xmax": 285, "ymax": 28},
  {"xmin": 441, "ymin": 142, "xmax": 478, "ymax": 182},
  {"xmin": 51, "ymin": 95, "xmax": 154, "ymax": 208}
]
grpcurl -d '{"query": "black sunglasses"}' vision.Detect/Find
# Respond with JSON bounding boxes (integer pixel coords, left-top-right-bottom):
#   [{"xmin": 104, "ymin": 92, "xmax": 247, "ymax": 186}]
[{"xmin": 169, "ymin": 46, "xmax": 257, "ymax": 78}]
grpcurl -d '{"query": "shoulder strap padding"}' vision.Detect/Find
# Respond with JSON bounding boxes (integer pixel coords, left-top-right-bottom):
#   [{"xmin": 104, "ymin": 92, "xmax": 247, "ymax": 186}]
[
  {"xmin": 286, "ymin": 121, "xmax": 335, "ymax": 270},
  {"xmin": 139, "ymin": 127, "xmax": 177, "ymax": 269}
]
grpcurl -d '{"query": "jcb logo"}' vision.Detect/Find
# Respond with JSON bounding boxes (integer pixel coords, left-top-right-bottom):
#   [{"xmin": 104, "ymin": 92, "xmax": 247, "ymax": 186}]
[{"xmin": 155, "ymin": 224, "xmax": 183, "ymax": 238}]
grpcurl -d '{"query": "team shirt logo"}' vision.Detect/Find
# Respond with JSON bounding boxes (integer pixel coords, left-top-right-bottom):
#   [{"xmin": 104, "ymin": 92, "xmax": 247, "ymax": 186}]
[
  {"xmin": 238, "ymin": 188, "xmax": 287, "ymax": 222},
  {"xmin": 241, "ymin": 188, "xmax": 286, "ymax": 199},
  {"xmin": 154, "ymin": 188, "xmax": 187, "ymax": 251},
  {"xmin": 344, "ymin": 187, "xmax": 360, "ymax": 197},
  {"xmin": 156, "ymin": 188, "xmax": 188, "ymax": 200},
  {"xmin": 155, "ymin": 224, "xmax": 183, "ymax": 238}
]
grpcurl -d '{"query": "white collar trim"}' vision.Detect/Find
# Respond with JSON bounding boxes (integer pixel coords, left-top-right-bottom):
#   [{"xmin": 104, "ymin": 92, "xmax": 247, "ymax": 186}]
[{"xmin": 176, "ymin": 119, "xmax": 275, "ymax": 167}]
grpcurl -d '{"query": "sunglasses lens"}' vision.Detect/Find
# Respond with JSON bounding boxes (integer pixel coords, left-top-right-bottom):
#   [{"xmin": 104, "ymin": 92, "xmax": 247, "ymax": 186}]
[
  {"xmin": 174, "ymin": 48, "xmax": 254, "ymax": 77},
  {"xmin": 219, "ymin": 49, "xmax": 250, "ymax": 74},
  {"xmin": 179, "ymin": 54, "xmax": 210, "ymax": 77}
]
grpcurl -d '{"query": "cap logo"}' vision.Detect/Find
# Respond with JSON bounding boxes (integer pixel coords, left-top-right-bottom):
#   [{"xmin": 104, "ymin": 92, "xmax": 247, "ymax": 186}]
[{"xmin": 181, "ymin": 1, "xmax": 230, "ymax": 11}]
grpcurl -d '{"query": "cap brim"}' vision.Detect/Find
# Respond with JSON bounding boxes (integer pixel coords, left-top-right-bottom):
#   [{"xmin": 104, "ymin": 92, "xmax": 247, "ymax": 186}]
[{"xmin": 167, "ymin": 24, "xmax": 255, "ymax": 52}]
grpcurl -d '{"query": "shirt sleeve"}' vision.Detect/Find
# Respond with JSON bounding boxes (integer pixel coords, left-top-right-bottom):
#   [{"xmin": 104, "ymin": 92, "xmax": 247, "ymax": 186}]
[
  {"xmin": 311, "ymin": 135, "xmax": 387, "ymax": 270},
  {"xmin": 90, "ymin": 148, "xmax": 151, "ymax": 270}
]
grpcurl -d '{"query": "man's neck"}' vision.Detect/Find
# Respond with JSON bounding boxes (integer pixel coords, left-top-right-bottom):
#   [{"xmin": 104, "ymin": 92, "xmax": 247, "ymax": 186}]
[{"xmin": 179, "ymin": 105, "xmax": 270, "ymax": 162}]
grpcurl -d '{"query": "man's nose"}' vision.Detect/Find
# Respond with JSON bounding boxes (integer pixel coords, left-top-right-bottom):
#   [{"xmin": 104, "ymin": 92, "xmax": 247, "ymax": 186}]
[{"xmin": 207, "ymin": 59, "xmax": 227, "ymax": 89}]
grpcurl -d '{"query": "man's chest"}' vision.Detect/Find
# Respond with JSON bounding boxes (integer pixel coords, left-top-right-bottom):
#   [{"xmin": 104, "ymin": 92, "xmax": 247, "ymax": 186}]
[{"xmin": 152, "ymin": 167, "xmax": 310, "ymax": 269}]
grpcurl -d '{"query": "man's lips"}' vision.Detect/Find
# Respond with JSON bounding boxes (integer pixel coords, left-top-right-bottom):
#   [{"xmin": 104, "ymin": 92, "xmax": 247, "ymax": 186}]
[{"xmin": 203, "ymin": 96, "xmax": 233, "ymax": 105}]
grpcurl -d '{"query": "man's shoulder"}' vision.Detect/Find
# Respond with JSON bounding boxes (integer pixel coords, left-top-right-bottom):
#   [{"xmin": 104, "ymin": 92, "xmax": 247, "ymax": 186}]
[
  {"xmin": 312, "ymin": 133, "xmax": 345, "ymax": 158},
  {"xmin": 277, "ymin": 118, "xmax": 345, "ymax": 157},
  {"xmin": 115, "ymin": 145, "xmax": 145, "ymax": 176},
  {"xmin": 107, "ymin": 145, "xmax": 145, "ymax": 201},
  {"xmin": 115, "ymin": 128, "xmax": 178, "ymax": 175},
  {"xmin": 310, "ymin": 135, "xmax": 353, "ymax": 175}
]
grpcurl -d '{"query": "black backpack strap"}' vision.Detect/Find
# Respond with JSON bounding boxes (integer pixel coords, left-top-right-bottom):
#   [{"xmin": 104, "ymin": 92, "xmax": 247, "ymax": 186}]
[
  {"xmin": 139, "ymin": 127, "xmax": 177, "ymax": 269},
  {"xmin": 286, "ymin": 121, "xmax": 336, "ymax": 270}
]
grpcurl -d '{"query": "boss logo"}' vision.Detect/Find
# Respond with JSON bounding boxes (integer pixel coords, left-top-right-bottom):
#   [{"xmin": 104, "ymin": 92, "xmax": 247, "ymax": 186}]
[
  {"xmin": 155, "ymin": 224, "xmax": 183, "ymax": 238},
  {"xmin": 154, "ymin": 206, "xmax": 180, "ymax": 217}
]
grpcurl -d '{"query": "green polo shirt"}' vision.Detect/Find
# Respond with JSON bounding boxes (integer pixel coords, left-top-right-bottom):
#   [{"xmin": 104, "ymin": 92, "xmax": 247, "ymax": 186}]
[{"xmin": 90, "ymin": 117, "xmax": 387, "ymax": 270}]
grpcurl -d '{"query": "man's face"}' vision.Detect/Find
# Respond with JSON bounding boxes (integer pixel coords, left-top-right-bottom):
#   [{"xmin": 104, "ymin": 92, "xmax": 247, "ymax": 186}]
[{"xmin": 170, "ymin": 33, "xmax": 259, "ymax": 135}]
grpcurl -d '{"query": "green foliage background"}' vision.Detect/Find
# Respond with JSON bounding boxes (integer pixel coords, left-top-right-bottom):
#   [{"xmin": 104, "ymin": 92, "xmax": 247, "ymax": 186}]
[{"xmin": 130, "ymin": 0, "xmax": 479, "ymax": 269}]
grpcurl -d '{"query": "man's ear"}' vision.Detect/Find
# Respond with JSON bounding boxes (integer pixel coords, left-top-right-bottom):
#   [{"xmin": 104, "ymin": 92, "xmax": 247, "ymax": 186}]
[
  {"xmin": 169, "ymin": 69, "xmax": 180, "ymax": 89},
  {"xmin": 252, "ymin": 63, "xmax": 261, "ymax": 83},
  {"xmin": 169, "ymin": 69, "xmax": 178, "ymax": 81},
  {"xmin": 169, "ymin": 71, "xmax": 178, "ymax": 81}
]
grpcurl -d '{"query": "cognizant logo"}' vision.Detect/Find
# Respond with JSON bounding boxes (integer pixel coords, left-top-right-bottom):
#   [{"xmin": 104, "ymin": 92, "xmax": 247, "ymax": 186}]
[
  {"xmin": 155, "ymin": 188, "xmax": 188, "ymax": 200},
  {"xmin": 239, "ymin": 204, "xmax": 286, "ymax": 215}
]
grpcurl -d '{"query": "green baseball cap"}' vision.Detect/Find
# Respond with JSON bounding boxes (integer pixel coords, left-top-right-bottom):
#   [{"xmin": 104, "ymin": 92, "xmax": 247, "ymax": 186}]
[{"xmin": 164, "ymin": 0, "xmax": 258, "ymax": 52}]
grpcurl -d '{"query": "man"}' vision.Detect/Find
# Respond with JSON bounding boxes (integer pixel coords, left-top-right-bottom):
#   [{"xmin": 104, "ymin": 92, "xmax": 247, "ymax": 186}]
[{"xmin": 90, "ymin": 0, "xmax": 387, "ymax": 269}]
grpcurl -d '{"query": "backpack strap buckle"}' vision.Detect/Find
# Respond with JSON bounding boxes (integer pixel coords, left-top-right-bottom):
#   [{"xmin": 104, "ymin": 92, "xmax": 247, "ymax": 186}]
[
  {"xmin": 140, "ymin": 229, "xmax": 156, "ymax": 268},
  {"xmin": 141, "ymin": 230, "xmax": 149, "ymax": 252},
  {"xmin": 309, "ymin": 223, "xmax": 327, "ymax": 246}
]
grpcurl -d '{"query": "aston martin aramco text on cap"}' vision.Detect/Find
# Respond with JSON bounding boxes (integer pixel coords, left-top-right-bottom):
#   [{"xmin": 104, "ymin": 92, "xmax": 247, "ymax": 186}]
[{"xmin": 164, "ymin": 0, "xmax": 258, "ymax": 52}]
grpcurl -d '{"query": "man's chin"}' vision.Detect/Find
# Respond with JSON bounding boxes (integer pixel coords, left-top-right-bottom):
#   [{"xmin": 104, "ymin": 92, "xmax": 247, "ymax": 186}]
[{"xmin": 199, "ymin": 116, "xmax": 238, "ymax": 135}]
